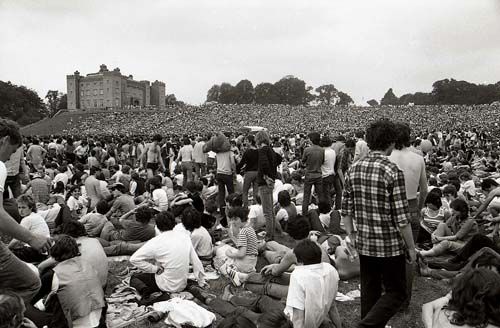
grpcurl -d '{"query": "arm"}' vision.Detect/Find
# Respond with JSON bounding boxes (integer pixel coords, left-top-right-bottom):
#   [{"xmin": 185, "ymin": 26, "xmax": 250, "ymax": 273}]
[
  {"xmin": 261, "ymin": 250, "xmax": 297, "ymax": 276},
  {"xmin": 292, "ymin": 308, "xmax": 305, "ymax": 328},
  {"xmin": 226, "ymin": 246, "xmax": 246, "ymax": 259},
  {"xmin": 418, "ymin": 160, "xmax": 428, "ymax": 210},
  {"xmin": 474, "ymin": 189, "xmax": 500, "ymax": 219},
  {"xmin": 189, "ymin": 243, "xmax": 206, "ymax": 286},
  {"xmin": 446, "ymin": 219, "xmax": 475, "ymax": 241},
  {"xmin": 422, "ymin": 295, "xmax": 450, "ymax": 328},
  {"xmin": 118, "ymin": 208, "xmax": 136, "ymax": 224},
  {"xmin": 130, "ymin": 240, "xmax": 161, "ymax": 274},
  {"xmin": 393, "ymin": 170, "xmax": 416, "ymax": 261}
]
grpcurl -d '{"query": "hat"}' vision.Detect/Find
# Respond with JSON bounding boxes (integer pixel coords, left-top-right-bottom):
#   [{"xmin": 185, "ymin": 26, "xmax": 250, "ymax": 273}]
[{"xmin": 109, "ymin": 182, "xmax": 126, "ymax": 191}]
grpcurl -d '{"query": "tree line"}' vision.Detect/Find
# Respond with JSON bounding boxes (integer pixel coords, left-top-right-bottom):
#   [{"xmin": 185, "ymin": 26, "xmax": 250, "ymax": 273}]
[
  {"xmin": 205, "ymin": 76, "xmax": 354, "ymax": 106},
  {"xmin": 374, "ymin": 79, "xmax": 500, "ymax": 106}
]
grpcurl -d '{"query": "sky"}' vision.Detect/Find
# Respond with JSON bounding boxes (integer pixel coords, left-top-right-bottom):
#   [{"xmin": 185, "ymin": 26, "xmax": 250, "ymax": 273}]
[{"xmin": 1, "ymin": 0, "xmax": 500, "ymax": 105}]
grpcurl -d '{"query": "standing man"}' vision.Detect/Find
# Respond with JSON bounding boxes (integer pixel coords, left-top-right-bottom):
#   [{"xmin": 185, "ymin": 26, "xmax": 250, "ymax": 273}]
[
  {"xmin": 4, "ymin": 146, "xmax": 28, "ymax": 199},
  {"xmin": 0, "ymin": 119, "xmax": 52, "ymax": 303},
  {"xmin": 301, "ymin": 132, "xmax": 325, "ymax": 216},
  {"xmin": 192, "ymin": 136, "xmax": 207, "ymax": 180},
  {"xmin": 342, "ymin": 119, "xmax": 416, "ymax": 328},
  {"xmin": 352, "ymin": 130, "xmax": 369, "ymax": 163}
]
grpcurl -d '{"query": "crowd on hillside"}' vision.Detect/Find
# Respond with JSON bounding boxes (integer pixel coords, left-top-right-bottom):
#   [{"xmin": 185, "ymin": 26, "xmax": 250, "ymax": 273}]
[
  {"xmin": 54, "ymin": 104, "xmax": 500, "ymax": 138},
  {"xmin": 2, "ymin": 114, "xmax": 500, "ymax": 328}
]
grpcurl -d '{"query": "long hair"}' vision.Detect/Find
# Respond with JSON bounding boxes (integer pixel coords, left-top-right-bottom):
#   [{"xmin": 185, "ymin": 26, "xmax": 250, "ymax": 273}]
[{"xmin": 447, "ymin": 268, "xmax": 500, "ymax": 327}]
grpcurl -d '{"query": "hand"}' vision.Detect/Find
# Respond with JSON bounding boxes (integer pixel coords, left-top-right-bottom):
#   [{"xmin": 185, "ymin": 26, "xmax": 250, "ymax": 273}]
[
  {"xmin": 28, "ymin": 234, "xmax": 52, "ymax": 253},
  {"xmin": 431, "ymin": 234, "xmax": 441, "ymax": 243},
  {"xmin": 156, "ymin": 266, "xmax": 164, "ymax": 275},
  {"xmin": 407, "ymin": 248, "xmax": 417, "ymax": 264},
  {"xmin": 260, "ymin": 264, "xmax": 276, "ymax": 276},
  {"xmin": 21, "ymin": 318, "xmax": 38, "ymax": 328},
  {"xmin": 198, "ymin": 280, "xmax": 209, "ymax": 288},
  {"xmin": 346, "ymin": 233, "xmax": 356, "ymax": 248}
]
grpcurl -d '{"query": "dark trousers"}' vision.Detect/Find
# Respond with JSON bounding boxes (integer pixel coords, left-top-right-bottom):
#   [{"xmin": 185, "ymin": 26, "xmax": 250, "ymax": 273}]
[
  {"xmin": 358, "ymin": 254, "xmax": 407, "ymax": 328},
  {"xmin": 5, "ymin": 174, "xmax": 22, "ymax": 199},
  {"xmin": 333, "ymin": 175, "xmax": 343, "ymax": 210},
  {"xmin": 454, "ymin": 234, "xmax": 500, "ymax": 262},
  {"xmin": 322, "ymin": 174, "xmax": 335, "ymax": 206},
  {"xmin": 216, "ymin": 173, "xmax": 234, "ymax": 214},
  {"xmin": 302, "ymin": 175, "xmax": 324, "ymax": 215},
  {"xmin": 130, "ymin": 273, "xmax": 161, "ymax": 297}
]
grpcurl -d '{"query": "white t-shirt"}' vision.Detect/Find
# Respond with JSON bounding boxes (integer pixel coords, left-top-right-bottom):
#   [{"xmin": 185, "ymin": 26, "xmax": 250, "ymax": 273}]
[
  {"xmin": 285, "ymin": 263, "xmax": 339, "ymax": 328},
  {"xmin": 12, "ymin": 212, "xmax": 50, "ymax": 246},
  {"xmin": 321, "ymin": 148, "xmax": 336, "ymax": 178},
  {"xmin": 248, "ymin": 204, "xmax": 266, "ymax": 230},
  {"xmin": 152, "ymin": 189, "xmax": 169, "ymax": 211},
  {"xmin": 0, "ymin": 161, "xmax": 6, "ymax": 193},
  {"xmin": 191, "ymin": 227, "xmax": 213, "ymax": 258}
]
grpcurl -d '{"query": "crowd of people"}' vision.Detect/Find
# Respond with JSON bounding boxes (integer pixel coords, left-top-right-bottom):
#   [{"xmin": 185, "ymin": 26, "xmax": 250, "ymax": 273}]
[{"xmin": 2, "ymin": 109, "xmax": 500, "ymax": 328}]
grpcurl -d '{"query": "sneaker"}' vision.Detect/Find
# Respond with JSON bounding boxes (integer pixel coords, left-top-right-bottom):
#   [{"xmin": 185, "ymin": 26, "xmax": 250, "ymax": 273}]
[{"xmin": 226, "ymin": 266, "xmax": 242, "ymax": 287}]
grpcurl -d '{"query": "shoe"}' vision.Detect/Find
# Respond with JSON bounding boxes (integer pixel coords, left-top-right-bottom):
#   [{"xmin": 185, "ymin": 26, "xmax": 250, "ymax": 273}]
[
  {"xmin": 226, "ymin": 266, "xmax": 242, "ymax": 287},
  {"xmin": 221, "ymin": 284, "xmax": 233, "ymax": 301}
]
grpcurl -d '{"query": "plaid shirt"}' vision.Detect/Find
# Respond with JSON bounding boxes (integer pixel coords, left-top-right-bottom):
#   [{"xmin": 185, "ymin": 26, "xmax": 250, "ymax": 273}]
[{"xmin": 341, "ymin": 152, "xmax": 410, "ymax": 257}]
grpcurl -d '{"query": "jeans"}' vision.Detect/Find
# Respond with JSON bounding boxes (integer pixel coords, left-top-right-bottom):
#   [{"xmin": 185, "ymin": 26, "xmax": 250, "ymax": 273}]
[
  {"xmin": 244, "ymin": 272, "xmax": 291, "ymax": 299},
  {"xmin": 333, "ymin": 174, "xmax": 343, "ymax": 210},
  {"xmin": 193, "ymin": 162, "xmax": 206, "ymax": 179},
  {"xmin": 259, "ymin": 185, "xmax": 275, "ymax": 240},
  {"xmin": 5, "ymin": 174, "xmax": 21, "ymax": 199},
  {"xmin": 130, "ymin": 272, "xmax": 161, "ymax": 296},
  {"xmin": 302, "ymin": 174, "xmax": 323, "ymax": 215},
  {"xmin": 209, "ymin": 294, "xmax": 284, "ymax": 319},
  {"xmin": 454, "ymin": 234, "xmax": 500, "ymax": 262},
  {"xmin": 242, "ymin": 171, "xmax": 258, "ymax": 207},
  {"xmin": 181, "ymin": 162, "xmax": 193, "ymax": 187},
  {"xmin": 216, "ymin": 173, "xmax": 234, "ymax": 210},
  {"xmin": 322, "ymin": 174, "xmax": 335, "ymax": 206},
  {"xmin": 358, "ymin": 254, "xmax": 407, "ymax": 328},
  {"xmin": 407, "ymin": 199, "xmax": 420, "ymax": 240},
  {"xmin": 0, "ymin": 242, "xmax": 41, "ymax": 304}
]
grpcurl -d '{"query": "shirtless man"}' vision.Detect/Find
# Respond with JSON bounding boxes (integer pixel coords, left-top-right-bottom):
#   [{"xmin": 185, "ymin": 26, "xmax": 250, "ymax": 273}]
[{"xmin": 140, "ymin": 134, "xmax": 166, "ymax": 179}]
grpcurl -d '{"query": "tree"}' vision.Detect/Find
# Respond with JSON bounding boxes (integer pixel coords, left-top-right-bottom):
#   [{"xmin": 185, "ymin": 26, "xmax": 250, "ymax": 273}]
[
  {"xmin": 367, "ymin": 99, "xmax": 379, "ymax": 107},
  {"xmin": 58, "ymin": 93, "xmax": 67, "ymax": 110},
  {"xmin": 274, "ymin": 76, "xmax": 308, "ymax": 105},
  {"xmin": 234, "ymin": 79, "xmax": 255, "ymax": 104},
  {"xmin": 206, "ymin": 84, "xmax": 220, "ymax": 103},
  {"xmin": 315, "ymin": 84, "xmax": 338, "ymax": 105},
  {"xmin": 254, "ymin": 82, "xmax": 280, "ymax": 104},
  {"xmin": 165, "ymin": 94, "xmax": 177, "ymax": 105},
  {"xmin": 337, "ymin": 91, "xmax": 354, "ymax": 106},
  {"xmin": 45, "ymin": 90, "xmax": 63, "ymax": 117},
  {"xmin": 218, "ymin": 83, "xmax": 237, "ymax": 104},
  {"xmin": 0, "ymin": 80, "xmax": 45, "ymax": 125},
  {"xmin": 380, "ymin": 88, "xmax": 399, "ymax": 105}
]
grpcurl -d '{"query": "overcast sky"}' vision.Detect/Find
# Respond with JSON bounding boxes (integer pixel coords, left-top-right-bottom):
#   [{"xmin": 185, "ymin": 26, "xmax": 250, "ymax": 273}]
[{"xmin": 1, "ymin": 0, "xmax": 499, "ymax": 105}]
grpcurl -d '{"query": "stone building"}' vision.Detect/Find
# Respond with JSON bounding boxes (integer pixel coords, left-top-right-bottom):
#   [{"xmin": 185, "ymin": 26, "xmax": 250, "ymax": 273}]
[{"xmin": 66, "ymin": 64, "xmax": 166, "ymax": 110}]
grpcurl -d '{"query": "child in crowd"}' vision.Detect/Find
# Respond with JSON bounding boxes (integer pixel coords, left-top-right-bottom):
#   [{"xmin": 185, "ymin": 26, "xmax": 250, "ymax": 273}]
[
  {"xmin": 417, "ymin": 191, "xmax": 451, "ymax": 247},
  {"xmin": 215, "ymin": 206, "xmax": 258, "ymax": 286}
]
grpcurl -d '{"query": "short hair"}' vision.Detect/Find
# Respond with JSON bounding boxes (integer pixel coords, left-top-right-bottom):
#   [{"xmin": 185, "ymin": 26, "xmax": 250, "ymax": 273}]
[
  {"xmin": 95, "ymin": 200, "xmax": 109, "ymax": 214},
  {"xmin": 0, "ymin": 290, "xmax": 24, "ymax": 328},
  {"xmin": 16, "ymin": 194, "xmax": 36, "ymax": 213},
  {"xmin": 227, "ymin": 206, "xmax": 249, "ymax": 222},
  {"xmin": 155, "ymin": 211, "xmax": 176, "ymax": 232},
  {"xmin": 255, "ymin": 131, "xmax": 271, "ymax": 146},
  {"xmin": 205, "ymin": 199, "xmax": 217, "ymax": 214},
  {"xmin": 443, "ymin": 185, "xmax": 458, "ymax": 198},
  {"xmin": 152, "ymin": 134, "xmax": 162, "ymax": 142},
  {"xmin": 318, "ymin": 200, "xmax": 331, "ymax": 214},
  {"xmin": 481, "ymin": 178, "xmax": 499, "ymax": 191},
  {"xmin": 181, "ymin": 207, "xmax": 201, "ymax": 231},
  {"xmin": 394, "ymin": 122, "xmax": 411, "ymax": 150},
  {"xmin": 62, "ymin": 221, "xmax": 87, "ymax": 238},
  {"xmin": 277, "ymin": 190, "xmax": 291, "ymax": 207},
  {"xmin": 257, "ymin": 309, "xmax": 293, "ymax": 328},
  {"xmin": 345, "ymin": 139, "xmax": 356, "ymax": 148},
  {"xmin": 287, "ymin": 215, "xmax": 310, "ymax": 240},
  {"xmin": 245, "ymin": 135, "xmax": 256, "ymax": 146},
  {"xmin": 365, "ymin": 119, "xmax": 397, "ymax": 151},
  {"xmin": 183, "ymin": 137, "xmax": 191, "ymax": 145},
  {"xmin": 355, "ymin": 130, "xmax": 364, "ymax": 139},
  {"xmin": 135, "ymin": 206, "xmax": 153, "ymax": 224},
  {"xmin": 225, "ymin": 193, "xmax": 243, "ymax": 207},
  {"xmin": 293, "ymin": 239, "xmax": 322, "ymax": 265},
  {"xmin": 308, "ymin": 132, "xmax": 321, "ymax": 145},
  {"xmin": 185, "ymin": 181, "xmax": 198, "ymax": 193},
  {"xmin": 149, "ymin": 175, "xmax": 163, "ymax": 189},
  {"xmin": 0, "ymin": 119, "xmax": 22, "ymax": 146},
  {"xmin": 320, "ymin": 136, "xmax": 332, "ymax": 147},
  {"xmin": 51, "ymin": 235, "xmax": 80, "ymax": 262},
  {"xmin": 424, "ymin": 191, "xmax": 442, "ymax": 208}
]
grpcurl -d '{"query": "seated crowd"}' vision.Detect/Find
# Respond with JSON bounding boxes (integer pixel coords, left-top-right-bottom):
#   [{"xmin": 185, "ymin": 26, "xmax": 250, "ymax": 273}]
[{"xmin": 1, "ymin": 114, "xmax": 500, "ymax": 328}]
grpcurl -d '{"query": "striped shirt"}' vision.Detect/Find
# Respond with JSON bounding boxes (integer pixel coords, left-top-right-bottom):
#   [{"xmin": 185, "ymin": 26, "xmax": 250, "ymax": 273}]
[
  {"xmin": 341, "ymin": 152, "xmax": 410, "ymax": 257},
  {"xmin": 236, "ymin": 226, "xmax": 258, "ymax": 256}
]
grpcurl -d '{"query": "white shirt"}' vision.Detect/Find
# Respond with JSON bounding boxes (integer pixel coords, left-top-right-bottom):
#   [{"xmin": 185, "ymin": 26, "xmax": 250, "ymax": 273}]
[
  {"xmin": 53, "ymin": 172, "xmax": 69, "ymax": 187},
  {"xmin": 12, "ymin": 212, "xmax": 50, "ymax": 246},
  {"xmin": 353, "ymin": 139, "xmax": 369, "ymax": 163},
  {"xmin": 248, "ymin": 204, "xmax": 266, "ymax": 230},
  {"xmin": 152, "ymin": 188, "xmax": 169, "ymax": 211},
  {"xmin": 191, "ymin": 227, "xmax": 213, "ymax": 258},
  {"xmin": 130, "ymin": 230, "xmax": 205, "ymax": 293},
  {"xmin": 321, "ymin": 148, "xmax": 336, "ymax": 178},
  {"xmin": 0, "ymin": 161, "xmax": 6, "ymax": 193},
  {"xmin": 285, "ymin": 262, "xmax": 339, "ymax": 328}
]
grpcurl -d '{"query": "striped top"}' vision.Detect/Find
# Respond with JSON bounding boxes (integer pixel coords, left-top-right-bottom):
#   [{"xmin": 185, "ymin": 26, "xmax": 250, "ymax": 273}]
[{"xmin": 236, "ymin": 226, "xmax": 258, "ymax": 256}]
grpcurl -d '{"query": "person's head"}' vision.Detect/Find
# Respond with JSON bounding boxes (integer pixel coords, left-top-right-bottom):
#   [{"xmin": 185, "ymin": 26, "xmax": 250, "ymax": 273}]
[
  {"xmin": 182, "ymin": 137, "xmax": 190, "ymax": 146},
  {"xmin": 287, "ymin": 215, "xmax": 311, "ymax": 240},
  {"xmin": 293, "ymin": 239, "xmax": 322, "ymax": 265},
  {"xmin": 227, "ymin": 206, "xmax": 249, "ymax": 229},
  {"xmin": 481, "ymin": 178, "xmax": 499, "ymax": 193},
  {"xmin": 16, "ymin": 194, "xmax": 36, "ymax": 217},
  {"xmin": 53, "ymin": 181, "xmax": 65, "ymax": 194},
  {"xmin": 257, "ymin": 309, "xmax": 293, "ymax": 328},
  {"xmin": 345, "ymin": 139, "xmax": 356, "ymax": 151},
  {"xmin": 320, "ymin": 135, "xmax": 332, "ymax": 148},
  {"xmin": 447, "ymin": 268, "xmax": 500, "ymax": 328},
  {"xmin": 355, "ymin": 130, "xmax": 364, "ymax": 139},
  {"xmin": 110, "ymin": 183, "xmax": 126, "ymax": 196},
  {"xmin": 152, "ymin": 134, "xmax": 162, "ymax": 143},
  {"xmin": 277, "ymin": 190, "xmax": 291, "ymax": 207},
  {"xmin": 471, "ymin": 252, "xmax": 500, "ymax": 274},
  {"xmin": 308, "ymin": 132, "xmax": 321, "ymax": 146},
  {"xmin": 205, "ymin": 198, "xmax": 217, "ymax": 215},
  {"xmin": 0, "ymin": 290, "xmax": 25, "ymax": 328},
  {"xmin": 443, "ymin": 185, "xmax": 458, "ymax": 200},
  {"xmin": 424, "ymin": 190, "xmax": 442, "ymax": 210},
  {"xmin": 95, "ymin": 200, "xmax": 109, "ymax": 215},
  {"xmin": 155, "ymin": 211, "xmax": 176, "ymax": 232},
  {"xmin": 149, "ymin": 175, "xmax": 163, "ymax": 190},
  {"xmin": 255, "ymin": 130, "xmax": 271, "ymax": 146},
  {"xmin": 394, "ymin": 122, "xmax": 411, "ymax": 150},
  {"xmin": 50, "ymin": 235, "xmax": 80, "ymax": 262},
  {"xmin": 181, "ymin": 207, "xmax": 200, "ymax": 232},
  {"xmin": 135, "ymin": 206, "xmax": 153, "ymax": 224},
  {"xmin": 61, "ymin": 220, "xmax": 87, "ymax": 238},
  {"xmin": 318, "ymin": 200, "xmax": 331, "ymax": 214},
  {"xmin": 245, "ymin": 135, "xmax": 256, "ymax": 147},
  {"xmin": 459, "ymin": 172, "xmax": 471, "ymax": 182},
  {"xmin": 0, "ymin": 120, "xmax": 22, "ymax": 162},
  {"xmin": 225, "ymin": 193, "xmax": 243, "ymax": 209},
  {"xmin": 68, "ymin": 185, "xmax": 80, "ymax": 198},
  {"xmin": 450, "ymin": 198, "xmax": 469, "ymax": 221},
  {"xmin": 185, "ymin": 181, "xmax": 198, "ymax": 194},
  {"xmin": 122, "ymin": 165, "xmax": 130, "ymax": 174},
  {"xmin": 365, "ymin": 119, "xmax": 397, "ymax": 153}
]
